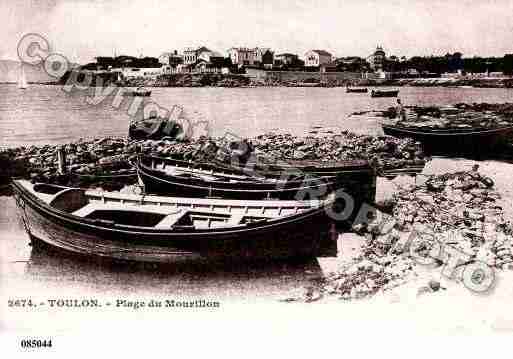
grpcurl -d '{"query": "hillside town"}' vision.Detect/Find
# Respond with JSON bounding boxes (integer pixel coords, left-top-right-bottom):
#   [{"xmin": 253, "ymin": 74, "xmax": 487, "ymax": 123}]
[{"xmin": 74, "ymin": 45, "xmax": 513, "ymax": 87}]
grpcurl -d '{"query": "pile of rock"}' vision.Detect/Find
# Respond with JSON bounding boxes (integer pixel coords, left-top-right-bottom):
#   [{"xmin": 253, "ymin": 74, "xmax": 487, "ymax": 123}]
[
  {"xmin": 288, "ymin": 167, "xmax": 512, "ymax": 302},
  {"xmin": 2, "ymin": 129, "xmax": 426, "ymax": 188},
  {"xmin": 392, "ymin": 103, "xmax": 513, "ymax": 130},
  {"xmin": 3, "ymin": 138, "xmax": 135, "ymax": 185},
  {"xmin": 250, "ymin": 131, "xmax": 426, "ymax": 171},
  {"xmin": 387, "ymin": 168, "xmax": 513, "ymax": 269}
]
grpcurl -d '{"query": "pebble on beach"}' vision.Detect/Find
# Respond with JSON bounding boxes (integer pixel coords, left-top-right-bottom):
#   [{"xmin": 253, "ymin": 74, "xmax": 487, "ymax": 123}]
[{"xmin": 288, "ymin": 166, "xmax": 513, "ymax": 303}]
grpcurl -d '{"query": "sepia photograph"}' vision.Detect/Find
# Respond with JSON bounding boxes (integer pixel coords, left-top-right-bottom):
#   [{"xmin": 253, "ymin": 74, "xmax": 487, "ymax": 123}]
[{"xmin": 1, "ymin": 0, "xmax": 513, "ymax": 356}]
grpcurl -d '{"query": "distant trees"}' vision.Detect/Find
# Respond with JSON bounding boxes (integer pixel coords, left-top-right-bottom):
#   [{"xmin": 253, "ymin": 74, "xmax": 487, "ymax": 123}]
[
  {"xmin": 384, "ymin": 52, "xmax": 513, "ymax": 75},
  {"xmin": 503, "ymin": 54, "xmax": 513, "ymax": 75},
  {"xmin": 334, "ymin": 57, "xmax": 370, "ymax": 72}
]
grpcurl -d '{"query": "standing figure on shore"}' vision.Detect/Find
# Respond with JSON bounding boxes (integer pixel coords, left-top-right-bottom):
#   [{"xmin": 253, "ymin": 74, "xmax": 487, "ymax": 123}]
[{"xmin": 396, "ymin": 98, "xmax": 406, "ymax": 122}]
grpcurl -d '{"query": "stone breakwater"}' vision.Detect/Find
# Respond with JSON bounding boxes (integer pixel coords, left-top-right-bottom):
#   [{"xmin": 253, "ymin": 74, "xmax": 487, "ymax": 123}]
[
  {"xmin": 286, "ymin": 167, "xmax": 513, "ymax": 302},
  {"xmin": 0, "ymin": 131, "xmax": 427, "ymax": 190}
]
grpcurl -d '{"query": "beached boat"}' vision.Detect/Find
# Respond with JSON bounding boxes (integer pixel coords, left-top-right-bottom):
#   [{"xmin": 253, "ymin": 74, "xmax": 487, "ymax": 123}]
[
  {"xmin": 137, "ymin": 155, "xmax": 377, "ymax": 222},
  {"xmin": 124, "ymin": 87, "xmax": 151, "ymax": 96},
  {"xmin": 12, "ymin": 180, "xmax": 336, "ymax": 263},
  {"xmin": 137, "ymin": 155, "xmax": 343, "ymax": 200},
  {"xmin": 346, "ymin": 87, "xmax": 368, "ymax": 93},
  {"xmin": 370, "ymin": 89, "xmax": 399, "ymax": 98},
  {"xmin": 382, "ymin": 124, "xmax": 513, "ymax": 154}
]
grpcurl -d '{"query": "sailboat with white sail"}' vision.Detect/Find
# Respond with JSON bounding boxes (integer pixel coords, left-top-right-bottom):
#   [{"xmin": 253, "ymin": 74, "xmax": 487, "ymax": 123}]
[{"xmin": 18, "ymin": 64, "xmax": 28, "ymax": 89}]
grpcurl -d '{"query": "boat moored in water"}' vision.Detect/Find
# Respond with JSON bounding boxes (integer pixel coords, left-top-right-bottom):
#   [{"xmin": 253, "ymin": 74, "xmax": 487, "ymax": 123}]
[
  {"xmin": 12, "ymin": 180, "xmax": 337, "ymax": 263},
  {"xmin": 370, "ymin": 89, "xmax": 399, "ymax": 98},
  {"xmin": 346, "ymin": 87, "xmax": 368, "ymax": 93},
  {"xmin": 124, "ymin": 87, "xmax": 152, "ymax": 97}
]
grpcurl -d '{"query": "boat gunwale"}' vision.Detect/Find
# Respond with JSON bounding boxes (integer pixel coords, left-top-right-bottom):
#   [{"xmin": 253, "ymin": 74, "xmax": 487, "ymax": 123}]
[
  {"xmin": 141, "ymin": 154, "xmax": 375, "ymax": 178},
  {"xmin": 12, "ymin": 180, "xmax": 332, "ymax": 239},
  {"xmin": 382, "ymin": 124, "xmax": 513, "ymax": 136},
  {"xmin": 138, "ymin": 161, "xmax": 339, "ymax": 193}
]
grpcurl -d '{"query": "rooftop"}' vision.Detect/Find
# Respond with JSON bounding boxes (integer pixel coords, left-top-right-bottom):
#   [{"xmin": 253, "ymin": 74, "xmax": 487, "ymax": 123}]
[{"xmin": 309, "ymin": 49, "xmax": 333, "ymax": 57}]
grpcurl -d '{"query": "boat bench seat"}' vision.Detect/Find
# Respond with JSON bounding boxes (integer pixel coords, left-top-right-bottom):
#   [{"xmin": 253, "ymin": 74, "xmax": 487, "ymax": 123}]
[
  {"xmin": 72, "ymin": 203, "xmax": 103, "ymax": 218},
  {"xmin": 154, "ymin": 210, "xmax": 187, "ymax": 229},
  {"xmin": 71, "ymin": 202, "xmax": 185, "ymax": 220}
]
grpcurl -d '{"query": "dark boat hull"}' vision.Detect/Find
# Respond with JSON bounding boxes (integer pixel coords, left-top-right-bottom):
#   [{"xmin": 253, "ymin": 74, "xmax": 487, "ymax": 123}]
[
  {"xmin": 371, "ymin": 90, "xmax": 399, "ymax": 98},
  {"xmin": 124, "ymin": 91, "xmax": 151, "ymax": 96},
  {"xmin": 382, "ymin": 124, "xmax": 513, "ymax": 154},
  {"xmin": 138, "ymin": 156, "xmax": 377, "ymax": 205},
  {"xmin": 12, "ymin": 181, "xmax": 334, "ymax": 263},
  {"xmin": 346, "ymin": 88, "xmax": 368, "ymax": 93}
]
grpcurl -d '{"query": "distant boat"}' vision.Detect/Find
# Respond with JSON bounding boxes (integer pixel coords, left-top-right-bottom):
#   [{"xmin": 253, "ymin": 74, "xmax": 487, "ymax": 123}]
[
  {"xmin": 18, "ymin": 64, "xmax": 28, "ymax": 89},
  {"xmin": 370, "ymin": 89, "xmax": 399, "ymax": 98},
  {"xmin": 346, "ymin": 87, "xmax": 368, "ymax": 93},
  {"xmin": 124, "ymin": 87, "xmax": 151, "ymax": 96}
]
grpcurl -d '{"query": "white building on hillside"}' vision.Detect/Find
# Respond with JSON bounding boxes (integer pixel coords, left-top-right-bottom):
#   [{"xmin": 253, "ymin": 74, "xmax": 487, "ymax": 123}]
[{"xmin": 304, "ymin": 50, "xmax": 333, "ymax": 67}]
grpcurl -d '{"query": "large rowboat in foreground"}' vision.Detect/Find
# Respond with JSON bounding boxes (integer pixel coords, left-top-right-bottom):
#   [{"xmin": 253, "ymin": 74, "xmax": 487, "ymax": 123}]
[
  {"xmin": 382, "ymin": 124, "xmax": 513, "ymax": 154},
  {"xmin": 12, "ymin": 180, "xmax": 336, "ymax": 263}
]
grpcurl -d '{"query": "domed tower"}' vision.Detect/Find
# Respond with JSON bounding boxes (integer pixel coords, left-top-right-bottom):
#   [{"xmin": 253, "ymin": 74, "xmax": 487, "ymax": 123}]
[{"xmin": 368, "ymin": 45, "xmax": 386, "ymax": 71}]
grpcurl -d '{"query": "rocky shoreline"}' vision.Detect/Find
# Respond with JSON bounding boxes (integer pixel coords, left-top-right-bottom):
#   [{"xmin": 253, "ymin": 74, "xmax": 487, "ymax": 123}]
[
  {"xmin": 53, "ymin": 71, "xmax": 513, "ymax": 88},
  {"xmin": 0, "ymin": 131, "xmax": 427, "ymax": 192},
  {"xmin": 286, "ymin": 166, "xmax": 513, "ymax": 302}
]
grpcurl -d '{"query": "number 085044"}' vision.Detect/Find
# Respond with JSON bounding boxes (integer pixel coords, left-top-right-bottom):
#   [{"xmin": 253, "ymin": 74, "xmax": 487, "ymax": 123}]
[{"xmin": 20, "ymin": 339, "xmax": 52, "ymax": 348}]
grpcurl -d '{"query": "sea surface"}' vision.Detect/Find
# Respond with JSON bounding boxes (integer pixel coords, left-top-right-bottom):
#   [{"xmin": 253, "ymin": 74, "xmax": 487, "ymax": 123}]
[{"xmin": 1, "ymin": 84, "xmax": 512, "ymax": 307}]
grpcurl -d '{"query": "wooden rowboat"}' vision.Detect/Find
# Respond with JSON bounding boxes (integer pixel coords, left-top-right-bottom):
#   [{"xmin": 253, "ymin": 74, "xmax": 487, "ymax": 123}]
[
  {"xmin": 124, "ymin": 87, "xmax": 151, "ymax": 97},
  {"xmin": 137, "ymin": 155, "xmax": 339, "ymax": 200},
  {"xmin": 371, "ymin": 89, "xmax": 399, "ymax": 98},
  {"xmin": 382, "ymin": 124, "xmax": 513, "ymax": 154},
  {"xmin": 346, "ymin": 87, "xmax": 368, "ymax": 93},
  {"xmin": 12, "ymin": 180, "xmax": 337, "ymax": 263},
  {"xmin": 137, "ymin": 155, "xmax": 376, "ymax": 203}
]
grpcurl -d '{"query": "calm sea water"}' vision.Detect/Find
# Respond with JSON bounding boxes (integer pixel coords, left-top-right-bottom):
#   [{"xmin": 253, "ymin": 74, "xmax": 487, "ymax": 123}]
[
  {"xmin": 2, "ymin": 84, "xmax": 513, "ymax": 147},
  {"xmin": 1, "ymin": 84, "xmax": 512, "ymax": 303}
]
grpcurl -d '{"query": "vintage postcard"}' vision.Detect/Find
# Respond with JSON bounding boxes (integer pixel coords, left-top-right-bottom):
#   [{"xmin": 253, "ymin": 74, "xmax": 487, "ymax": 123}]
[{"xmin": 1, "ymin": 0, "xmax": 512, "ymax": 356}]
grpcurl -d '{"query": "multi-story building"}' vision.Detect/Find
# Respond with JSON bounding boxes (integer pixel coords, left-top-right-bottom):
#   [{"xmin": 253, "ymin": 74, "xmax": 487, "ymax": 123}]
[
  {"xmin": 367, "ymin": 46, "xmax": 386, "ymax": 71},
  {"xmin": 304, "ymin": 50, "xmax": 333, "ymax": 67},
  {"xmin": 228, "ymin": 47, "xmax": 273, "ymax": 67},
  {"xmin": 275, "ymin": 53, "xmax": 299, "ymax": 66},
  {"xmin": 182, "ymin": 46, "xmax": 224, "ymax": 66},
  {"xmin": 159, "ymin": 50, "xmax": 183, "ymax": 66},
  {"xmin": 228, "ymin": 47, "xmax": 257, "ymax": 66},
  {"xmin": 183, "ymin": 47, "xmax": 200, "ymax": 65},
  {"xmin": 197, "ymin": 48, "xmax": 224, "ymax": 63}
]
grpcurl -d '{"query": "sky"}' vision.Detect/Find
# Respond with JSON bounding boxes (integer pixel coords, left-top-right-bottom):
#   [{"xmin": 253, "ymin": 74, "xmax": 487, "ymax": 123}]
[{"xmin": 1, "ymin": 0, "xmax": 513, "ymax": 64}]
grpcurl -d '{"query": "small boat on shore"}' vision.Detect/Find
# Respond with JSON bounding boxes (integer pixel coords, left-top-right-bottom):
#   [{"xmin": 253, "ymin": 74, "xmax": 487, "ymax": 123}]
[
  {"xmin": 137, "ymin": 155, "xmax": 342, "ymax": 201},
  {"xmin": 346, "ymin": 87, "xmax": 368, "ymax": 93},
  {"xmin": 12, "ymin": 180, "xmax": 336, "ymax": 263},
  {"xmin": 137, "ymin": 155, "xmax": 377, "ymax": 224},
  {"xmin": 371, "ymin": 89, "xmax": 399, "ymax": 98},
  {"xmin": 382, "ymin": 124, "xmax": 513, "ymax": 154},
  {"xmin": 124, "ymin": 87, "xmax": 151, "ymax": 97}
]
